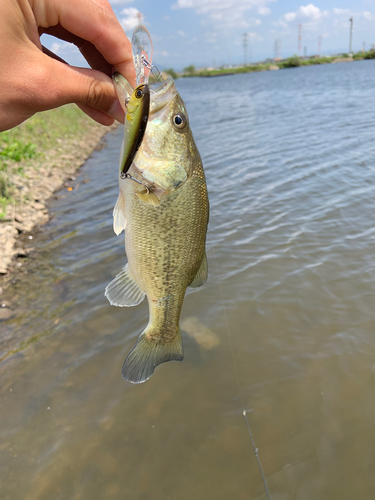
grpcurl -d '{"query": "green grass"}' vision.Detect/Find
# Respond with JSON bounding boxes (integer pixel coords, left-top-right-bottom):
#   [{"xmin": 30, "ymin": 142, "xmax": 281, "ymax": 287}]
[
  {"xmin": 185, "ymin": 64, "xmax": 271, "ymax": 78},
  {"xmin": 0, "ymin": 171, "xmax": 12, "ymax": 218},
  {"xmin": 301, "ymin": 56, "xmax": 335, "ymax": 65},
  {"xmin": 279, "ymin": 56, "xmax": 302, "ymax": 68},
  {"xmin": 0, "ymin": 134, "xmax": 37, "ymax": 164},
  {"xmin": 0, "ymin": 105, "xmax": 98, "ymax": 218},
  {"xmin": 164, "ymin": 68, "xmax": 179, "ymax": 80},
  {"xmin": 1, "ymin": 105, "xmax": 93, "ymax": 155},
  {"xmin": 364, "ymin": 50, "xmax": 375, "ymax": 59}
]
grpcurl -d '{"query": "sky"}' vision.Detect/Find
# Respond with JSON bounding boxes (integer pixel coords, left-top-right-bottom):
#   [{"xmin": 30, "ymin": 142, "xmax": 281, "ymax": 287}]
[{"xmin": 43, "ymin": 0, "xmax": 375, "ymax": 70}]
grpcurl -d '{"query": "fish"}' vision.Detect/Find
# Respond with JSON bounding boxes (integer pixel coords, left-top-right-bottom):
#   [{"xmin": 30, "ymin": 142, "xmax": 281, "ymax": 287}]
[{"xmin": 106, "ymin": 74, "xmax": 209, "ymax": 384}]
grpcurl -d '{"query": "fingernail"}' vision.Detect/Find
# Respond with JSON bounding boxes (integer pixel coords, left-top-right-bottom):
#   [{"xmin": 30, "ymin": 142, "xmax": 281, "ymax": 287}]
[{"xmin": 109, "ymin": 100, "xmax": 125, "ymax": 123}]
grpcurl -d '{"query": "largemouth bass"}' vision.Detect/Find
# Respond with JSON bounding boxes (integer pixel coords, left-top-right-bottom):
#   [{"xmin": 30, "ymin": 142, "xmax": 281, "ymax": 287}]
[{"xmin": 106, "ymin": 75, "xmax": 209, "ymax": 384}]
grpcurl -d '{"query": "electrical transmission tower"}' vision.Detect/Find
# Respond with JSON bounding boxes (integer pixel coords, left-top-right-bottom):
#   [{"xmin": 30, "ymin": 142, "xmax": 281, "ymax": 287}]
[
  {"xmin": 243, "ymin": 33, "xmax": 248, "ymax": 66},
  {"xmin": 349, "ymin": 17, "xmax": 353, "ymax": 54},
  {"xmin": 274, "ymin": 39, "xmax": 281, "ymax": 61}
]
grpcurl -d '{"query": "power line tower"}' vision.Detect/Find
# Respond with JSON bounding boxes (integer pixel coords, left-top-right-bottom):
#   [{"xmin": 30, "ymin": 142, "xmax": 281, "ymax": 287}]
[
  {"xmin": 243, "ymin": 33, "xmax": 248, "ymax": 66},
  {"xmin": 318, "ymin": 35, "xmax": 322, "ymax": 56},
  {"xmin": 298, "ymin": 24, "xmax": 302, "ymax": 55},
  {"xmin": 349, "ymin": 17, "xmax": 353, "ymax": 55},
  {"xmin": 274, "ymin": 39, "xmax": 281, "ymax": 61}
]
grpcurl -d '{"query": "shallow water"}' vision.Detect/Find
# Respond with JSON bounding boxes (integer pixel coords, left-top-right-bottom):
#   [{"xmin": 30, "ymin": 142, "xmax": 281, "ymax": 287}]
[{"xmin": 1, "ymin": 60, "xmax": 375, "ymax": 499}]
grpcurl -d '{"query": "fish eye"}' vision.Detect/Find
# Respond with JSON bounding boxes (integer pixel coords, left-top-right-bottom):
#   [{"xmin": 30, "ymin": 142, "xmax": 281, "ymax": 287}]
[
  {"xmin": 172, "ymin": 113, "xmax": 186, "ymax": 129},
  {"xmin": 135, "ymin": 88, "xmax": 143, "ymax": 99}
]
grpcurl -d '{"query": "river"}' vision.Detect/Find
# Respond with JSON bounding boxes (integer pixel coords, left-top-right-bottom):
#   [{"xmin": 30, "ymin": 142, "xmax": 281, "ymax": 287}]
[{"xmin": 1, "ymin": 60, "xmax": 375, "ymax": 499}]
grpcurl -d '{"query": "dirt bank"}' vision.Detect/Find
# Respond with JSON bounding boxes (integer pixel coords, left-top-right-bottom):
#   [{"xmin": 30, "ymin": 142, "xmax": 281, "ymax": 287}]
[{"xmin": 0, "ymin": 121, "xmax": 116, "ymax": 278}]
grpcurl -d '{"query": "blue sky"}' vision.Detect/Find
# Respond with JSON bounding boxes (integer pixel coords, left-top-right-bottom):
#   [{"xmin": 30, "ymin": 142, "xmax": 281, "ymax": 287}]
[{"xmin": 43, "ymin": 0, "xmax": 375, "ymax": 70}]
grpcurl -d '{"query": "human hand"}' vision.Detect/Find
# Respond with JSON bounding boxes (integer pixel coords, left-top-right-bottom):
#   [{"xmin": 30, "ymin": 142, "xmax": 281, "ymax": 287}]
[{"xmin": 0, "ymin": 0, "xmax": 136, "ymax": 131}]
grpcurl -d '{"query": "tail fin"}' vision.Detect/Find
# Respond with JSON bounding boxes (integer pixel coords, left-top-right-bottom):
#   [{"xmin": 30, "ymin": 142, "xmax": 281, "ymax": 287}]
[{"xmin": 122, "ymin": 329, "xmax": 183, "ymax": 384}]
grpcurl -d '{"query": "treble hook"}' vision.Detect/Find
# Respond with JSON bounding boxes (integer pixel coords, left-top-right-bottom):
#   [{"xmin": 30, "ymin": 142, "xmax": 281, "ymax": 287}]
[
  {"xmin": 121, "ymin": 171, "xmax": 151, "ymax": 194},
  {"xmin": 141, "ymin": 55, "xmax": 165, "ymax": 86}
]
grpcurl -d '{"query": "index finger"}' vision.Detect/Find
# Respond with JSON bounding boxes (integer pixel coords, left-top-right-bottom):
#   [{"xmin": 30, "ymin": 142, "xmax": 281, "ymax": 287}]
[{"xmin": 33, "ymin": 0, "xmax": 136, "ymax": 83}]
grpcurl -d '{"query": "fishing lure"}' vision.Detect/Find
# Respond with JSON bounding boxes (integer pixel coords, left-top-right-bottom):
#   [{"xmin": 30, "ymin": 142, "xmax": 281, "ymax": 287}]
[{"xmin": 120, "ymin": 83, "xmax": 150, "ymax": 178}]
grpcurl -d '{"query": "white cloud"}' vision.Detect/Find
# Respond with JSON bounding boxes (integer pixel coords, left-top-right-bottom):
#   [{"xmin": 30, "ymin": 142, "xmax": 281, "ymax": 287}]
[
  {"xmin": 332, "ymin": 8, "xmax": 350, "ymax": 15},
  {"xmin": 172, "ymin": 0, "xmax": 275, "ymax": 29},
  {"xmin": 109, "ymin": 0, "xmax": 134, "ymax": 5},
  {"xmin": 177, "ymin": 30, "xmax": 187, "ymax": 37},
  {"xmin": 258, "ymin": 7, "xmax": 271, "ymax": 15},
  {"xmin": 50, "ymin": 42, "xmax": 65, "ymax": 54},
  {"xmin": 300, "ymin": 3, "xmax": 325, "ymax": 20},
  {"xmin": 273, "ymin": 19, "xmax": 288, "ymax": 28},
  {"xmin": 248, "ymin": 32, "xmax": 264, "ymax": 42},
  {"xmin": 172, "ymin": 0, "xmax": 194, "ymax": 7},
  {"xmin": 363, "ymin": 11, "xmax": 375, "ymax": 20},
  {"xmin": 205, "ymin": 31, "xmax": 218, "ymax": 43},
  {"xmin": 283, "ymin": 4, "xmax": 329, "ymax": 23},
  {"xmin": 274, "ymin": 3, "xmax": 375, "ymax": 42},
  {"xmin": 120, "ymin": 7, "xmax": 142, "ymax": 31},
  {"xmin": 284, "ymin": 12, "xmax": 296, "ymax": 22}
]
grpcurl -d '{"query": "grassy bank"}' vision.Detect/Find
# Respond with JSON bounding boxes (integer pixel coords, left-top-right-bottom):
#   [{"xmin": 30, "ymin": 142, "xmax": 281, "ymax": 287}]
[
  {"xmin": 0, "ymin": 105, "xmax": 111, "ymax": 274},
  {"xmin": 0, "ymin": 105, "xmax": 101, "ymax": 218}
]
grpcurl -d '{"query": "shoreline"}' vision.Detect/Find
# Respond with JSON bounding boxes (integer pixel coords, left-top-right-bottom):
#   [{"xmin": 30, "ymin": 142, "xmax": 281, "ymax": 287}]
[
  {"xmin": 0, "ymin": 117, "xmax": 116, "ymax": 298},
  {"xmin": 181, "ymin": 52, "xmax": 375, "ymax": 78}
]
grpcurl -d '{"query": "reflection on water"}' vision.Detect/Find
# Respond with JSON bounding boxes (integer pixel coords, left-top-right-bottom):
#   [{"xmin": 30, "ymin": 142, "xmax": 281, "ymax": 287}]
[{"xmin": 1, "ymin": 60, "xmax": 375, "ymax": 499}]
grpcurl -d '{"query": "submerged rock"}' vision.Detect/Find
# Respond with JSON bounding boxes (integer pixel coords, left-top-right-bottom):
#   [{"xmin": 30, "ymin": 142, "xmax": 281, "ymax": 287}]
[{"xmin": 181, "ymin": 316, "xmax": 220, "ymax": 350}]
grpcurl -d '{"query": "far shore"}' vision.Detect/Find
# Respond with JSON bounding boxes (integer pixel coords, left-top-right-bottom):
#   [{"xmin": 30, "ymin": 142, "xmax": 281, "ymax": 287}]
[{"xmin": 179, "ymin": 50, "xmax": 375, "ymax": 78}]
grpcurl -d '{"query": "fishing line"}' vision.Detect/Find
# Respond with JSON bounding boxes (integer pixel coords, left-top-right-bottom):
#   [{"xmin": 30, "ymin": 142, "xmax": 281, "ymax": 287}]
[{"xmin": 212, "ymin": 243, "xmax": 272, "ymax": 500}]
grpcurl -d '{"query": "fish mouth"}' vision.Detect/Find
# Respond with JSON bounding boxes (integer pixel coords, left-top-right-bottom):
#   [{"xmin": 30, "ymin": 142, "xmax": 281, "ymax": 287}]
[{"xmin": 150, "ymin": 77, "xmax": 177, "ymax": 114}]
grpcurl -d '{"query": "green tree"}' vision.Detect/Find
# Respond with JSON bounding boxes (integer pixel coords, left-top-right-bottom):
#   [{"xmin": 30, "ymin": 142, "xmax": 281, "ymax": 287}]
[
  {"xmin": 164, "ymin": 68, "xmax": 179, "ymax": 79},
  {"xmin": 183, "ymin": 65, "xmax": 196, "ymax": 75}
]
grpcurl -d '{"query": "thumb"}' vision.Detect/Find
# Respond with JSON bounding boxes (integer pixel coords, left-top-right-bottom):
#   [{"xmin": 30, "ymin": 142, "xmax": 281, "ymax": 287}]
[{"xmin": 36, "ymin": 55, "xmax": 125, "ymax": 125}]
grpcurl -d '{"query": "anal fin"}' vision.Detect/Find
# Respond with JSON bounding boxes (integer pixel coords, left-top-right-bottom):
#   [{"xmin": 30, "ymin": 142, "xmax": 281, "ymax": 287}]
[
  {"xmin": 105, "ymin": 263, "xmax": 145, "ymax": 307},
  {"xmin": 189, "ymin": 252, "xmax": 208, "ymax": 288}
]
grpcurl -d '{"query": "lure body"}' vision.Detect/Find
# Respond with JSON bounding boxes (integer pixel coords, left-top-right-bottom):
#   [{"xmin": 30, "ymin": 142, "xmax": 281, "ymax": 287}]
[{"xmin": 120, "ymin": 82, "xmax": 150, "ymax": 176}]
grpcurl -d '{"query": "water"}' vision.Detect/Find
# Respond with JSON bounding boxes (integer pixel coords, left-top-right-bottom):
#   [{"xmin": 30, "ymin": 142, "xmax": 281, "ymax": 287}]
[{"xmin": 1, "ymin": 60, "xmax": 375, "ymax": 499}]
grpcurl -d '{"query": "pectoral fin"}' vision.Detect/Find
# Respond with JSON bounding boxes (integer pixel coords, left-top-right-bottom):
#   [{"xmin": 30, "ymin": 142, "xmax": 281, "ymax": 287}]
[
  {"xmin": 135, "ymin": 189, "xmax": 160, "ymax": 207},
  {"xmin": 105, "ymin": 263, "xmax": 145, "ymax": 307},
  {"xmin": 189, "ymin": 252, "xmax": 208, "ymax": 288},
  {"xmin": 113, "ymin": 191, "xmax": 127, "ymax": 235}
]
